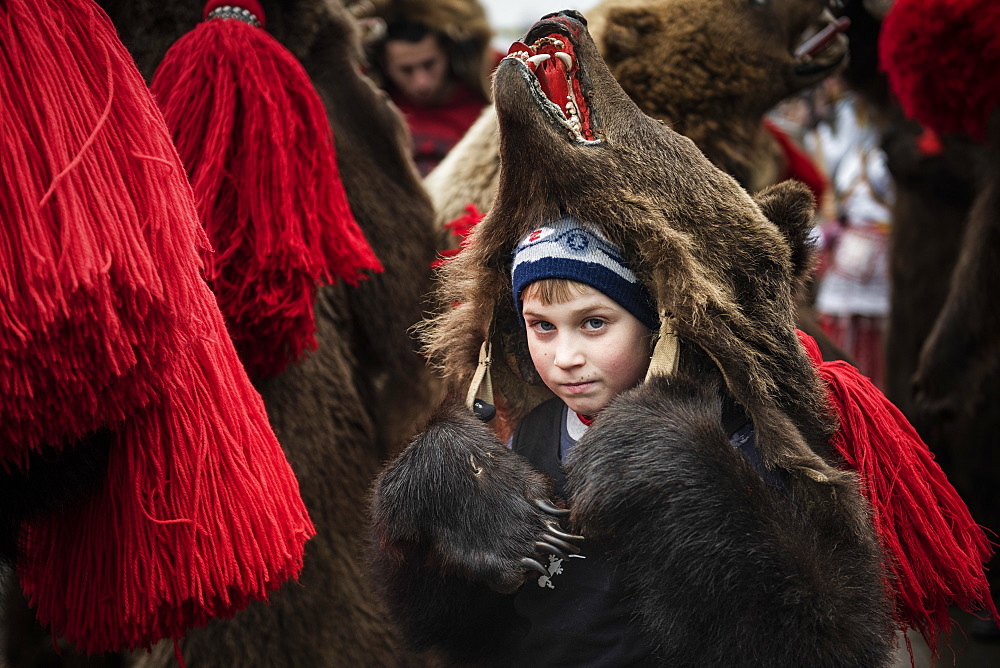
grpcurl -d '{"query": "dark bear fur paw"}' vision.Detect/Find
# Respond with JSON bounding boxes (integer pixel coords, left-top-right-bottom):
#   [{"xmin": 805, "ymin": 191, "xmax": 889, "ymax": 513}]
[
  {"xmin": 565, "ymin": 374, "xmax": 894, "ymax": 667},
  {"xmin": 371, "ymin": 402, "xmax": 556, "ymax": 592}
]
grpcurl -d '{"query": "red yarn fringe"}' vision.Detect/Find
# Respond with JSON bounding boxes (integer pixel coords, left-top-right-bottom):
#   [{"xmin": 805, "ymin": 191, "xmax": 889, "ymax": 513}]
[
  {"xmin": 880, "ymin": 0, "xmax": 1000, "ymax": 140},
  {"xmin": 798, "ymin": 331, "xmax": 997, "ymax": 649},
  {"xmin": 0, "ymin": 1, "xmax": 181, "ymax": 468},
  {"xmin": 150, "ymin": 4, "xmax": 382, "ymax": 378},
  {"xmin": 18, "ymin": 329, "xmax": 315, "ymax": 653},
  {"xmin": 432, "ymin": 203, "xmax": 486, "ymax": 268},
  {"xmin": 3, "ymin": 0, "xmax": 313, "ymax": 652}
]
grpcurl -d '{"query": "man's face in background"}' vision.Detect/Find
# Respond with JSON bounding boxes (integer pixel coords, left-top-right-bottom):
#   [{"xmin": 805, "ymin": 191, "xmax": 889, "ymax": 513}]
[{"xmin": 384, "ymin": 33, "xmax": 452, "ymax": 106}]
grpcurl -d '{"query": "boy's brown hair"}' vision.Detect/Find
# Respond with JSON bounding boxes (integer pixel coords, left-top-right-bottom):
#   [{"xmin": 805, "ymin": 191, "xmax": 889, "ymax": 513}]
[{"xmin": 520, "ymin": 278, "xmax": 592, "ymax": 306}]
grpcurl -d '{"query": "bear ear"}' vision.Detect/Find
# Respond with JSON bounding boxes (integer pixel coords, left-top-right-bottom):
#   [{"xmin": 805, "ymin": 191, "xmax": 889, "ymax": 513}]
[
  {"xmin": 599, "ymin": 7, "xmax": 661, "ymax": 65},
  {"xmin": 752, "ymin": 179, "xmax": 817, "ymax": 282}
]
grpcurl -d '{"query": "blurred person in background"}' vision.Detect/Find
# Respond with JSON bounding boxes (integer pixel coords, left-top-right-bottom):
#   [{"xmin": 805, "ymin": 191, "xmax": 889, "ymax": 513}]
[
  {"xmin": 357, "ymin": 0, "xmax": 497, "ymax": 176},
  {"xmin": 805, "ymin": 74, "xmax": 894, "ymax": 389}
]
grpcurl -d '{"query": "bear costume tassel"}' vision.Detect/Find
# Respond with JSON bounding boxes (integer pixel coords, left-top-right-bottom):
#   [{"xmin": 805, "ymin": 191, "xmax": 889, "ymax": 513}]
[
  {"xmin": 2, "ymin": 0, "xmax": 314, "ymax": 653},
  {"xmin": 798, "ymin": 331, "xmax": 996, "ymax": 648},
  {"xmin": 150, "ymin": 0, "xmax": 382, "ymax": 378},
  {"xmin": 0, "ymin": 0, "xmax": 175, "ymax": 468}
]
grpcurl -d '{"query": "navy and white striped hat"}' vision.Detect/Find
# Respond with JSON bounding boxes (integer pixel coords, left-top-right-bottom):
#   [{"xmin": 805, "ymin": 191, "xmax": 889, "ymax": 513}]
[{"xmin": 511, "ymin": 216, "xmax": 658, "ymax": 330}]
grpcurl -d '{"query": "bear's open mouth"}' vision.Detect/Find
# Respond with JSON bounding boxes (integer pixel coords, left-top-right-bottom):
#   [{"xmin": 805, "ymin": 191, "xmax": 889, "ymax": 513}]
[
  {"xmin": 792, "ymin": 10, "xmax": 850, "ymax": 77},
  {"xmin": 503, "ymin": 32, "xmax": 598, "ymax": 143}
]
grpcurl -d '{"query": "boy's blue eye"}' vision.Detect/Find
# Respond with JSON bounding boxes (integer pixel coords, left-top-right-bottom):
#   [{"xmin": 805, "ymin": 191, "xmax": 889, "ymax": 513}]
[
  {"xmin": 586, "ymin": 318, "xmax": 605, "ymax": 330},
  {"xmin": 534, "ymin": 321, "xmax": 555, "ymax": 332}
]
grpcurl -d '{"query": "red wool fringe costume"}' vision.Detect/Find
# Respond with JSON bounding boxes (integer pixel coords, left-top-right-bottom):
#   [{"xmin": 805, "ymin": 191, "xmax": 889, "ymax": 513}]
[
  {"xmin": 1, "ymin": 0, "xmax": 314, "ymax": 654},
  {"xmin": 150, "ymin": 0, "xmax": 382, "ymax": 379},
  {"xmin": 798, "ymin": 331, "xmax": 996, "ymax": 648}
]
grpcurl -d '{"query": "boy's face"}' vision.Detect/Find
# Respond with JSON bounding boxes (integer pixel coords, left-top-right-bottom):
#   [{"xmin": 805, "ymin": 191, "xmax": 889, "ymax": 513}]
[{"xmin": 522, "ymin": 284, "xmax": 652, "ymax": 417}]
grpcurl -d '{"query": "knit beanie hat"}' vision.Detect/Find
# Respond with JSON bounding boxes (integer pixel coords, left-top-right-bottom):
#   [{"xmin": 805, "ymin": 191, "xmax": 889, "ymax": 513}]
[{"xmin": 511, "ymin": 216, "xmax": 659, "ymax": 330}]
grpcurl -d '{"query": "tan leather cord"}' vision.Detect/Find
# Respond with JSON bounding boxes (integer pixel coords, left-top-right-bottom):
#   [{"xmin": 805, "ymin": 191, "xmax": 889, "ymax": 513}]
[
  {"xmin": 465, "ymin": 339, "xmax": 494, "ymax": 411},
  {"xmin": 645, "ymin": 316, "xmax": 680, "ymax": 380}
]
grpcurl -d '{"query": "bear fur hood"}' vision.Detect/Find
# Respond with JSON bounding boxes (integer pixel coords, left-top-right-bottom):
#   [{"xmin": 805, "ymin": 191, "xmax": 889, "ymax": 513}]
[
  {"xmin": 422, "ymin": 9, "xmax": 846, "ymax": 488},
  {"xmin": 371, "ymin": 14, "xmax": 997, "ymax": 667},
  {"xmin": 371, "ymin": 12, "xmax": 897, "ymax": 666}
]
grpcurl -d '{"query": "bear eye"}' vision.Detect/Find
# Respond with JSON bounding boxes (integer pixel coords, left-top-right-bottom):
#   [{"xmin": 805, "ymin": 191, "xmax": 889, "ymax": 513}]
[{"xmin": 750, "ymin": 0, "xmax": 768, "ymax": 6}]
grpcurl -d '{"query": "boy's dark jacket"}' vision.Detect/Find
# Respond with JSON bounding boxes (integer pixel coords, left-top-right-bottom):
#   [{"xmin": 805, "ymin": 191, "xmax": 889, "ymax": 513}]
[{"xmin": 370, "ymin": 10, "xmax": 895, "ymax": 666}]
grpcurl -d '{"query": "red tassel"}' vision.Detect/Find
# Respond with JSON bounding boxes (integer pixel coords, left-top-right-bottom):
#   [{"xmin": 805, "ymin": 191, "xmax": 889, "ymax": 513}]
[
  {"xmin": 0, "ymin": 0, "xmax": 180, "ymax": 468},
  {"xmin": 798, "ymin": 331, "xmax": 997, "ymax": 649},
  {"xmin": 18, "ymin": 329, "xmax": 315, "ymax": 653},
  {"xmin": 432, "ymin": 203, "xmax": 486, "ymax": 268},
  {"xmin": 916, "ymin": 126, "xmax": 944, "ymax": 156},
  {"xmin": 3, "ymin": 0, "xmax": 313, "ymax": 652},
  {"xmin": 150, "ymin": 0, "xmax": 382, "ymax": 378}
]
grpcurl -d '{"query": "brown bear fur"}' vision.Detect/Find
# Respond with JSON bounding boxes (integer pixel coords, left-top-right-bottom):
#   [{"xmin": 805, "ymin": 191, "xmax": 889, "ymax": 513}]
[
  {"xmin": 372, "ymin": 11, "xmax": 893, "ymax": 665},
  {"xmin": 428, "ymin": 12, "xmax": 842, "ymax": 478},
  {"xmin": 590, "ymin": 0, "xmax": 845, "ymax": 190},
  {"xmin": 92, "ymin": 1, "xmax": 437, "ymax": 665},
  {"xmin": 426, "ymin": 0, "xmax": 847, "ymax": 227},
  {"xmin": 423, "ymin": 0, "xmax": 849, "ymax": 363},
  {"xmin": 882, "ymin": 125, "xmax": 980, "ymax": 414},
  {"xmin": 837, "ymin": 0, "xmax": 982, "ymax": 417}
]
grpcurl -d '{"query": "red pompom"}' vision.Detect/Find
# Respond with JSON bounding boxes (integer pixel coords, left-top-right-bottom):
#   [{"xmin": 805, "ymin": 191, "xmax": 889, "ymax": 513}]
[
  {"xmin": 151, "ymin": 2, "xmax": 382, "ymax": 378},
  {"xmin": 3, "ymin": 0, "xmax": 313, "ymax": 652},
  {"xmin": 798, "ymin": 331, "xmax": 996, "ymax": 650},
  {"xmin": 880, "ymin": 0, "xmax": 1000, "ymax": 140}
]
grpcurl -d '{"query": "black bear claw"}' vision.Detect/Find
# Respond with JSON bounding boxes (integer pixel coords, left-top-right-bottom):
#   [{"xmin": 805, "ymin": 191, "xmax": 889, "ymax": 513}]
[
  {"xmin": 534, "ymin": 541, "xmax": 570, "ymax": 560},
  {"xmin": 545, "ymin": 521, "xmax": 584, "ymax": 542},
  {"xmin": 540, "ymin": 533, "xmax": 581, "ymax": 554},
  {"xmin": 535, "ymin": 498, "xmax": 570, "ymax": 517},
  {"xmin": 520, "ymin": 557, "xmax": 549, "ymax": 576}
]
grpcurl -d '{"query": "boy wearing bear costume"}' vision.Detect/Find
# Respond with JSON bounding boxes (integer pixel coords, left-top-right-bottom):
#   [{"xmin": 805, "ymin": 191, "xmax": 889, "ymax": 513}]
[
  {"xmin": 503, "ymin": 217, "xmax": 789, "ymax": 664},
  {"xmin": 508, "ymin": 219, "xmax": 659, "ymax": 664},
  {"xmin": 371, "ymin": 10, "xmax": 992, "ymax": 667}
]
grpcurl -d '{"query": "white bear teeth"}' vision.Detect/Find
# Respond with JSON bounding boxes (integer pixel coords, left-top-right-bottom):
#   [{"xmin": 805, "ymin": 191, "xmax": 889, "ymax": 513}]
[{"xmin": 503, "ymin": 38, "xmax": 585, "ymax": 141}]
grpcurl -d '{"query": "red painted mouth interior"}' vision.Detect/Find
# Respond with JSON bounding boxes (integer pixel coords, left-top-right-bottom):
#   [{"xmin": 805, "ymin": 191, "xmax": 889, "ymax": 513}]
[{"xmin": 506, "ymin": 33, "xmax": 594, "ymax": 140}]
